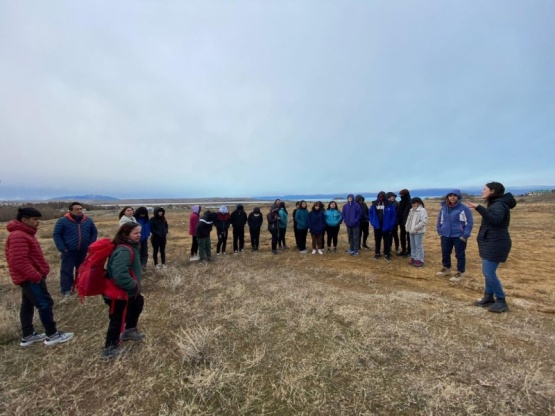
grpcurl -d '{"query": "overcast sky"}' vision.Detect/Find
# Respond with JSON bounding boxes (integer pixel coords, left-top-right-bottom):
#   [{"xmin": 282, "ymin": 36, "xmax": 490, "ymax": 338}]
[{"xmin": 1, "ymin": 1, "xmax": 554, "ymax": 200}]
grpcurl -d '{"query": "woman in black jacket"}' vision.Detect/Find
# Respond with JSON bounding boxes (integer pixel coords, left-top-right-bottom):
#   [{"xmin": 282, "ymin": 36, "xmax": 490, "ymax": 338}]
[{"xmin": 467, "ymin": 182, "xmax": 517, "ymax": 313}]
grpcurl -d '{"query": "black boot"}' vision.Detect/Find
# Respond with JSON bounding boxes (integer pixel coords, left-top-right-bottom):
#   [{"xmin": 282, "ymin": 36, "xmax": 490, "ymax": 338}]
[
  {"xmin": 474, "ymin": 292, "xmax": 495, "ymax": 307},
  {"xmin": 488, "ymin": 297, "xmax": 509, "ymax": 313}
]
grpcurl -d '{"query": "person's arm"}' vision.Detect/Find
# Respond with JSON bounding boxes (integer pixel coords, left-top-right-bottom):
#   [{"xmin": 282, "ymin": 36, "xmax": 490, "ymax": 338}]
[
  {"xmin": 111, "ymin": 248, "xmax": 139, "ymax": 293},
  {"xmin": 7, "ymin": 237, "xmax": 43, "ymax": 283}
]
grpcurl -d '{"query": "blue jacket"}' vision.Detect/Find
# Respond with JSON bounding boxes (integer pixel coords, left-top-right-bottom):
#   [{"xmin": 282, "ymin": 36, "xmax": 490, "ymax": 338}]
[
  {"xmin": 324, "ymin": 209, "xmax": 343, "ymax": 227},
  {"xmin": 136, "ymin": 216, "xmax": 151, "ymax": 242},
  {"xmin": 369, "ymin": 200, "xmax": 397, "ymax": 232},
  {"xmin": 308, "ymin": 210, "xmax": 326, "ymax": 234},
  {"xmin": 341, "ymin": 195, "xmax": 362, "ymax": 227},
  {"xmin": 53, "ymin": 213, "xmax": 98, "ymax": 252},
  {"xmin": 437, "ymin": 190, "xmax": 474, "ymax": 239},
  {"xmin": 294, "ymin": 208, "xmax": 309, "ymax": 230}
]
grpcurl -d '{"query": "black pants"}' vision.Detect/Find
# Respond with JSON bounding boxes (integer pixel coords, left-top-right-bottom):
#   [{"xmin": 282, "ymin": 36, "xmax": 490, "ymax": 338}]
[
  {"xmin": 190, "ymin": 236, "xmax": 199, "ymax": 256},
  {"xmin": 104, "ymin": 294, "xmax": 144, "ymax": 348},
  {"xmin": 391, "ymin": 225, "xmax": 400, "ymax": 251},
  {"xmin": 359, "ymin": 221, "xmax": 370, "ymax": 248},
  {"xmin": 249, "ymin": 228, "xmax": 261, "ymax": 250},
  {"xmin": 139, "ymin": 240, "xmax": 149, "ymax": 268},
  {"xmin": 151, "ymin": 235, "xmax": 167, "ymax": 265},
  {"xmin": 217, "ymin": 229, "xmax": 229, "ymax": 254},
  {"xmin": 399, "ymin": 225, "xmax": 411, "ymax": 254},
  {"xmin": 293, "ymin": 225, "xmax": 299, "ymax": 249},
  {"xmin": 278, "ymin": 227, "xmax": 287, "ymax": 248},
  {"xmin": 233, "ymin": 228, "xmax": 245, "ymax": 252},
  {"xmin": 326, "ymin": 225, "xmax": 340, "ymax": 248},
  {"xmin": 374, "ymin": 229, "xmax": 392, "ymax": 256},
  {"xmin": 297, "ymin": 228, "xmax": 308, "ymax": 251},
  {"xmin": 269, "ymin": 229, "xmax": 278, "ymax": 250},
  {"xmin": 20, "ymin": 279, "xmax": 57, "ymax": 337}
]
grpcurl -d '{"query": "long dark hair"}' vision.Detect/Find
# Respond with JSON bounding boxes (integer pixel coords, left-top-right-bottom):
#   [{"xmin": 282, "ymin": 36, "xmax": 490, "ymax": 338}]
[
  {"xmin": 135, "ymin": 206, "xmax": 149, "ymax": 219},
  {"xmin": 485, "ymin": 182, "xmax": 505, "ymax": 206},
  {"xmin": 118, "ymin": 206, "xmax": 134, "ymax": 219},
  {"xmin": 113, "ymin": 222, "xmax": 140, "ymax": 244}
]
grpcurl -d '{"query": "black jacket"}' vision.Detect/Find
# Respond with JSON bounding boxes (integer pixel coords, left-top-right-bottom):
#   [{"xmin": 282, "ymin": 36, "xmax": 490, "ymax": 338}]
[
  {"xmin": 230, "ymin": 205, "xmax": 248, "ymax": 229},
  {"xmin": 475, "ymin": 193, "xmax": 517, "ymax": 263},
  {"xmin": 248, "ymin": 208, "xmax": 264, "ymax": 230}
]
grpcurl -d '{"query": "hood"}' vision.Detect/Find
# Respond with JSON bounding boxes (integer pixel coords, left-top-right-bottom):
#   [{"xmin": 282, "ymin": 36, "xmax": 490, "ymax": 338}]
[
  {"xmin": 191, "ymin": 205, "xmax": 201, "ymax": 214},
  {"xmin": 154, "ymin": 207, "xmax": 165, "ymax": 216},
  {"xmin": 386, "ymin": 192, "xmax": 396, "ymax": 199},
  {"xmin": 355, "ymin": 195, "xmax": 364, "ymax": 203},
  {"xmin": 236, "ymin": 204, "xmax": 244, "ymax": 211},
  {"xmin": 219, "ymin": 205, "xmax": 229, "ymax": 214},
  {"xmin": 445, "ymin": 189, "xmax": 462, "ymax": 199},
  {"xmin": 346, "ymin": 194, "xmax": 355, "ymax": 204},
  {"xmin": 253, "ymin": 207, "xmax": 260, "ymax": 214},
  {"xmin": 376, "ymin": 191, "xmax": 386, "ymax": 202},
  {"xmin": 6, "ymin": 219, "xmax": 37, "ymax": 236},
  {"xmin": 497, "ymin": 192, "xmax": 517, "ymax": 209}
]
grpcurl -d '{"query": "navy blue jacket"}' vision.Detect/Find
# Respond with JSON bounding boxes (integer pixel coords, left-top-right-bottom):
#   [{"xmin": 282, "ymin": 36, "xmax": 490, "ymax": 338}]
[
  {"xmin": 308, "ymin": 210, "xmax": 326, "ymax": 234},
  {"xmin": 53, "ymin": 213, "xmax": 98, "ymax": 252}
]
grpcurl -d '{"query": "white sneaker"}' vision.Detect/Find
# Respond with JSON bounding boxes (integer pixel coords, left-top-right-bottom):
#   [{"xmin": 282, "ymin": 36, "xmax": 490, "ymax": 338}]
[
  {"xmin": 312, "ymin": 249, "xmax": 317, "ymax": 254},
  {"xmin": 318, "ymin": 249, "xmax": 323, "ymax": 255},
  {"xmin": 300, "ymin": 250, "xmax": 308, "ymax": 254},
  {"xmin": 449, "ymin": 272, "xmax": 465, "ymax": 282},
  {"xmin": 162, "ymin": 264, "xmax": 167, "ymax": 269},
  {"xmin": 44, "ymin": 331, "xmax": 74, "ymax": 346},
  {"xmin": 189, "ymin": 256, "xmax": 200, "ymax": 262},
  {"xmin": 436, "ymin": 267, "xmax": 451, "ymax": 277},
  {"xmin": 20, "ymin": 332, "xmax": 47, "ymax": 347},
  {"xmin": 155, "ymin": 264, "xmax": 162, "ymax": 270},
  {"xmin": 60, "ymin": 292, "xmax": 74, "ymax": 304}
]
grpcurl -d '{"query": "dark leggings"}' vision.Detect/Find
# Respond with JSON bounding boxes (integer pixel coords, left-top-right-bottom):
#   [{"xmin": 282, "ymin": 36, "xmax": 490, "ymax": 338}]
[
  {"xmin": 233, "ymin": 228, "xmax": 245, "ymax": 251},
  {"xmin": 359, "ymin": 221, "xmax": 370, "ymax": 247},
  {"xmin": 297, "ymin": 228, "xmax": 308, "ymax": 251},
  {"xmin": 269, "ymin": 229, "xmax": 278, "ymax": 250},
  {"xmin": 250, "ymin": 228, "xmax": 261, "ymax": 249},
  {"xmin": 151, "ymin": 235, "xmax": 166, "ymax": 265},
  {"xmin": 399, "ymin": 225, "xmax": 411, "ymax": 254},
  {"xmin": 190, "ymin": 236, "xmax": 199, "ymax": 256},
  {"xmin": 278, "ymin": 227, "xmax": 287, "ymax": 247},
  {"xmin": 104, "ymin": 294, "xmax": 144, "ymax": 348},
  {"xmin": 139, "ymin": 240, "xmax": 149, "ymax": 267},
  {"xmin": 217, "ymin": 229, "xmax": 229, "ymax": 253},
  {"xmin": 326, "ymin": 225, "xmax": 340, "ymax": 248}
]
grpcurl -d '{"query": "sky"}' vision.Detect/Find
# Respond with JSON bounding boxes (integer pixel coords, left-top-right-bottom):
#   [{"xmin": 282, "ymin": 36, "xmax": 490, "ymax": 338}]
[{"xmin": 1, "ymin": 1, "xmax": 554, "ymax": 200}]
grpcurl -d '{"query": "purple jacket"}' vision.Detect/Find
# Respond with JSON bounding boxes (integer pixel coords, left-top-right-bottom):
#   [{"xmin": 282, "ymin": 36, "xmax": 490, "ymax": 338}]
[{"xmin": 341, "ymin": 195, "xmax": 362, "ymax": 227}]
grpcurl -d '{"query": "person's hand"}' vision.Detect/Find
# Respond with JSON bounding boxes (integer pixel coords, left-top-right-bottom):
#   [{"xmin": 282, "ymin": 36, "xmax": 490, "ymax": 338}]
[
  {"xmin": 466, "ymin": 201, "xmax": 478, "ymax": 209},
  {"xmin": 460, "ymin": 237, "xmax": 467, "ymax": 243}
]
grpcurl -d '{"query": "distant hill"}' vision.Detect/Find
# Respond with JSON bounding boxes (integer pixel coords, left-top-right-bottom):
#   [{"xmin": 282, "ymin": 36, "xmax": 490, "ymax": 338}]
[{"xmin": 49, "ymin": 194, "xmax": 120, "ymax": 202}]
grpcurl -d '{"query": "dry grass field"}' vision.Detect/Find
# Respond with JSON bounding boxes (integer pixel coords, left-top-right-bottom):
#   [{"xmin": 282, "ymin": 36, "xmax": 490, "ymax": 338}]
[{"xmin": 1, "ymin": 198, "xmax": 554, "ymax": 415}]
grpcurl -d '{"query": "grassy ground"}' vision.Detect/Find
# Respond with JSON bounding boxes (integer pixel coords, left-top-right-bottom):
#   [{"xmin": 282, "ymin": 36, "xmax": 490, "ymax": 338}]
[{"xmin": 0, "ymin": 199, "xmax": 554, "ymax": 415}]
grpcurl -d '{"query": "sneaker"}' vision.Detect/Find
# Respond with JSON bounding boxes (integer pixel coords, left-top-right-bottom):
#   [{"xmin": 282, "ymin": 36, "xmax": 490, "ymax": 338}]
[
  {"xmin": 374, "ymin": 253, "xmax": 381, "ymax": 259},
  {"xmin": 234, "ymin": 250, "xmax": 239, "ymax": 254},
  {"xmin": 351, "ymin": 251, "xmax": 359, "ymax": 256},
  {"xmin": 272, "ymin": 250, "xmax": 279, "ymax": 255},
  {"xmin": 20, "ymin": 332, "xmax": 47, "ymax": 347},
  {"xmin": 362, "ymin": 244, "xmax": 370, "ymax": 249},
  {"xmin": 44, "ymin": 331, "xmax": 74, "ymax": 346},
  {"xmin": 436, "ymin": 267, "xmax": 452, "ymax": 277},
  {"xmin": 60, "ymin": 292, "xmax": 74, "ymax": 304},
  {"xmin": 217, "ymin": 252, "xmax": 221, "ymax": 256},
  {"xmin": 327, "ymin": 248, "xmax": 331, "ymax": 253},
  {"xmin": 300, "ymin": 249, "xmax": 308, "ymax": 254},
  {"xmin": 240, "ymin": 249, "xmax": 244, "ymax": 253},
  {"xmin": 101, "ymin": 345, "xmax": 127, "ymax": 359},
  {"xmin": 333, "ymin": 248, "xmax": 337, "ymax": 253},
  {"xmin": 413, "ymin": 260, "xmax": 424, "ymax": 268},
  {"xmin": 318, "ymin": 249, "xmax": 324, "ymax": 255},
  {"xmin": 385, "ymin": 255, "xmax": 392, "ymax": 262},
  {"xmin": 155, "ymin": 264, "xmax": 162, "ymax": 270},
  {"xmin": 312, "ymin": 249, "xmax": 317, "ymax": 254},
  {"xmin": 408, "ymin": 258, "xmax": 415, "ymax": 265},
  {"xmin": 449, "ymin": 272, "xmax": 464, "ymax": 282},
  {"xmin": 190, "ymin": 256, "xmax": 200, "ymax": 262},
  {"xmin": 397, "ymin": 251, "xmax": 407, "ymax": 256},
  {"xmin": 346, "ymin": 249, "xmax": 354, "ymax": 254},
  {"xmin": 120, "ymin": 328, "xmax": 145, "ymax": 342},
  {"xmin": 162, "ymin": 264, "xmax": 167, "ymax": 269}
]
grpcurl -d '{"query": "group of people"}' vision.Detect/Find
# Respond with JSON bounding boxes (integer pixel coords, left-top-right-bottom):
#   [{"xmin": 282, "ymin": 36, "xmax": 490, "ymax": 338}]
[{"xmin": 4, "ymin": 181, "xmax": 517, "ymax": 357}]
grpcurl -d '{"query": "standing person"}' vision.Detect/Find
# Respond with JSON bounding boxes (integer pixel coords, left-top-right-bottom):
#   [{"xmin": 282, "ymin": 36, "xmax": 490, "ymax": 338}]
[
  {"xmin": 189, "ymin": 205, "xmax": 201, "ymax": 261},
  {"xmin": 230, "ymin": 204, "xmax": 248, "ymax": 253},
  {"xmin": 292, "ymin": 201, "xmax": 300, "ymax": 249},
  {"xmin": 6, "ymin": 208, "xmax": 74, "ymax": 347},
  {"xmin": 369, "ymin": 191, "xmax": 397, "ymax": 262},
  {"xmin": 294, "ymin": 200, "xmax": 309, "ymax": 253},
  {"xmin": 134, "ymin": 207, "xmax": 151, "ymax": 271},
  {"xmin": 102, "ymin": 222, "xmax": 144, "ymax": 359},
  {"xmin": 324, "ymin": 201, "xmax": 343, "ymax": 253},
  {"xmin": 308, "ymin": 201, "xmax": 326, "ymax": 255},
  {"xmin": 118, "ymin": 206, "xmax": 136, "ymax": 226},
  {"xmin": 406, "ymin": 197, "xmax": 428, "ymax": 267},
  {"xmin": 247, "ymin": 207, "xmax": 264, "ymax": 251},
  {"xmin": 149, "ymin": 207, "xmax": 168, "ymax": 270},
  {"xmin": 215, "ymin": 206, "xmax": 231, "ymax": 255},
  {"xmin": 267, "ymin": 207, "xmax": 280, "ymax": 254},
  {"xmin": 342, "ymin": 194, "xmax": 362, "ymax": 256},
  {"xmin": 467, "ymin": 182, "xmax": 517, "ymax": 313},
  {"xmin": 397, "ymin": 189, "xmax": 412, "ymax": 257},
  {"xmin": 277, "ymin": 202, "xmax": 289, "ymax": 249},
  {"xmin": 387, "ymin": 192, "xmax": 400, "ymax": 253},
  {"xmin": 53, "ymin": 201, "xmax": 98, "ymax": 299},
  {"xmin": 356, "ymin": 195, "xmax": 370, "ymax": 250},
  {"xmin": 436, "ymin": 190, "xmax": 474, "ymax": 282},
  {"xmin": 196, "ymin": 211, "xmax": 215, "ymax": 263}
]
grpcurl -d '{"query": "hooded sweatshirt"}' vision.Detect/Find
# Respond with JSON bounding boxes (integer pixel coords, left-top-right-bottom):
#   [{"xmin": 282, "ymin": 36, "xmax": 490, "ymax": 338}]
[
  {"xmin": 369, "ymin": 191, "xmax": 397, "ymax": 231},
  {"xmin": 215, "ymin": 206, "xmax": 231, "ymax": 231},
  {"xmin": 342, "ymin": 194, "xmax": 362, "ymax": 227},
  {"xmin": 247, "ymin": 208, "xmax": 264, "ymax": 230},
  {"xmin": 230, "ymin": 204, "xmax": 248, "ymax": 229},
  {"xmin": 189, "ymin": 205, "xmax": 201, "ymax": 236}
]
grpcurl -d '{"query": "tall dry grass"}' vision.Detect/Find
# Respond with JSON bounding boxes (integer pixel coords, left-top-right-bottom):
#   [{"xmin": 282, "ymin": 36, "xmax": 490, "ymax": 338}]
[{"xmin": 0, "ymin": 200, "xmax": 554, "ymax": 415}]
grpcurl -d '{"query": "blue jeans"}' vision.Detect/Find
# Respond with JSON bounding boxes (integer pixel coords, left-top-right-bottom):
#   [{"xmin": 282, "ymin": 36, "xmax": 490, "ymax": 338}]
[
  {"xmin": 20, "ymin": 279, "xmax": 57, "ymax": 337},
  {"xmin": 441, "ymin": 236, "xmax": 467, "ymax": 273},
  {"xmin": 482, "ymin": 259, "xmax": 505, "ymax": 299},
  {"xmin": 409, "ymin": 233, "xmax": 424, "ymax": 262},
  {"xmin": 60, "ymin": 250, "xmax": 88, "ymax": 295}
]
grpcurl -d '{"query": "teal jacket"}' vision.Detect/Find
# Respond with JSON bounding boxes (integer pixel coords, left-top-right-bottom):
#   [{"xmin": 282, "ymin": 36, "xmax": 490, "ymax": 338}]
[
  {"xmin": 294, "ymin": 208, "xmax": 309, "ymax": 230},
  {"xmin": 106, "ymin": 242, "xmax": 141, "ymax": 297},
  {"xmin": 325, "ymin": 209, "xmax": 343, "ymax": 227},
  {"xmin": 278, "ymin": 208, "xmax": 288, "ymax": 229}
]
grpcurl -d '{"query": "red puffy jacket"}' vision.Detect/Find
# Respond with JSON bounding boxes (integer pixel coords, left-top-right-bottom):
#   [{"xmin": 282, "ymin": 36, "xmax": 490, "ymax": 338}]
[{"xmin": 5, "ymin": 220, "xmax": 50, "ymax": 285}]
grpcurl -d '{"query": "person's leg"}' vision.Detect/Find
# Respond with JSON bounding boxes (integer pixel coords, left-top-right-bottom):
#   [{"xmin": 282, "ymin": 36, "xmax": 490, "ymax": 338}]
[
  {"xmin": 453, "ymin": 238, "xmax": 467, "ymax": 273},
  {"xmin": 191, "ymin": 236, "xmax": 199, "ymax": 257},
  {"xmin": 383, "ymin": 231, "xmax": 392, "ymax": 256},
  {"xmin": 151, "ymin": 236, "xmax": 160, "ymax": 265},
  {"xmin": 281, "ymin": 228, "xmax": 287, "ymax": 248},
  {"xmin": 347, "ymin": 227, "xmax": 354, "ymax": 251},
  {"xmin": 205, "ymin": 238, "xmax": 212, "ymax": 259},
  {"xmin": 311, "ymin": 234, "xmax": 317, "ymax": 250},
  {"xmin": 159, "ymin": 237, "xmax": 167, "ymax": 265},
  {"xmin": 233, "ymin": 229, "xmax": 239, "ymax": 252},
  {"xmin": 239, "ymin": 228, "xmax": 245, "ymax": 251},
  {"xmin": 222, "ymin": 230, "xmax": 228, "ymax": 254},
  {"xmin": 352, "ymin": 226, "xmax": 360, "ymax": 252},
  {"xmin": 20, "ymin": 282, "xmax": 37, "ymax": 337},
  {"xmin": 332, "ymin": 226, "xmax": 339, "ymax": 248},
  {"xmin": 198, "ymin": 238, "xmax": 207, "ymax": 261},
  {"xmin": 482, "ymin": 259, "xmax": 505, "ymax": 298},
  {"xmin": 217, "ymin": 232, "xmax": 223, "ymax": 254},
  {"xmin": 317, "ymin": 234, "xmax": 324, "ymax": 250},
  {"xmin": 414, "ymin": 234, "xmax": 424, "ymax": 262},
  {"xmin": 59, "ymin": 251, "xmax": 77, "ymax": 294},
  {"xmin": 361, "ymin": 222, "xmax": 369, "ymax": 247},
  {"xmin": 125, "ymin": 294, "xmax": 144, "ymax": 330},
  {"xmin": 374, "ymin": 229, "xmax": 382, "ymax": 255},
  {"xmin": 271, "ymin": 229, "xmax": 278, "ymax": 251},
  {"xmin": 104, "ymin": 298, "xmax": 127, "ymax": 348},
  {"xmin": 140, "ymin": 240, "xmax": 149, "ymax": 267},
  {"xmin": 253, "ymin": 229, "xmax": 260, "ymax": 250},
  {"xmin": 409, "ymin": 234, "xmax": 417, "ymax": 261},
  {"xmin": 399, "ymin": 226, "xmax": 408, "ymax": 254},
  {"xmin": 440, "ymin": 236, "xmax": 454, "ymax": 269},
  {"xmin": 299, "ymin": 229, "xmax": 307, "ymax": 251},
  {"xmin": 392, "ymin": 225, "xmax": 399, "ymax": 251}
]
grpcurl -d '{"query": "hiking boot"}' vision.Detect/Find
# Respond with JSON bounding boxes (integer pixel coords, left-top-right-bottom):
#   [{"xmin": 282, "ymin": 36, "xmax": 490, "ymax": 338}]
[
  {"xmin": 413, "ymin": 260, "xmax": 424, "ymax": 268},
  {"xmin": 101, "ymin": 345, "xmax": 127, "ymax": 359},
  {"xmin": 449, "ymin": 272, "xmax": 464, "ymax": 282},
  {"xmin": 44, "ymin": 331, "xmax": 74, "ymax": 346},
  {"xmin": 408, "ymin": 258, "xmax": 415, "ymax": 265},
  {"xmin": 436, "ymin": 267, "xmax": 452, "ymax": 277},
  {"xmin": 474, "ymin": 292, "xmax": 495, "ymax": 307},
  {"xmin": 385, "ymin": 255, "xmax": 392, "ymax": 262},
  {"xmin": 488, "ymin": 298, "xmax": 509, "ymax": 313},
  {"xmin": 20, "ymin": 332, "xmax": 47, "ymax": 347},
  {"xmin": 318, "ymin": 249, "xmax": 324, "ymax": 255},
  {"xmin": 121, "ymin": 328, "xmax": 145, "ymax": 342}
]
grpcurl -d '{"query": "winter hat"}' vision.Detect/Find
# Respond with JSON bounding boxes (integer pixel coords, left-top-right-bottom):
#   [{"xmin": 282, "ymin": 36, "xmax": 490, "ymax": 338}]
[{"xmin": 219, "ymin": 206, "xmax": 229, "ymax": 214}]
